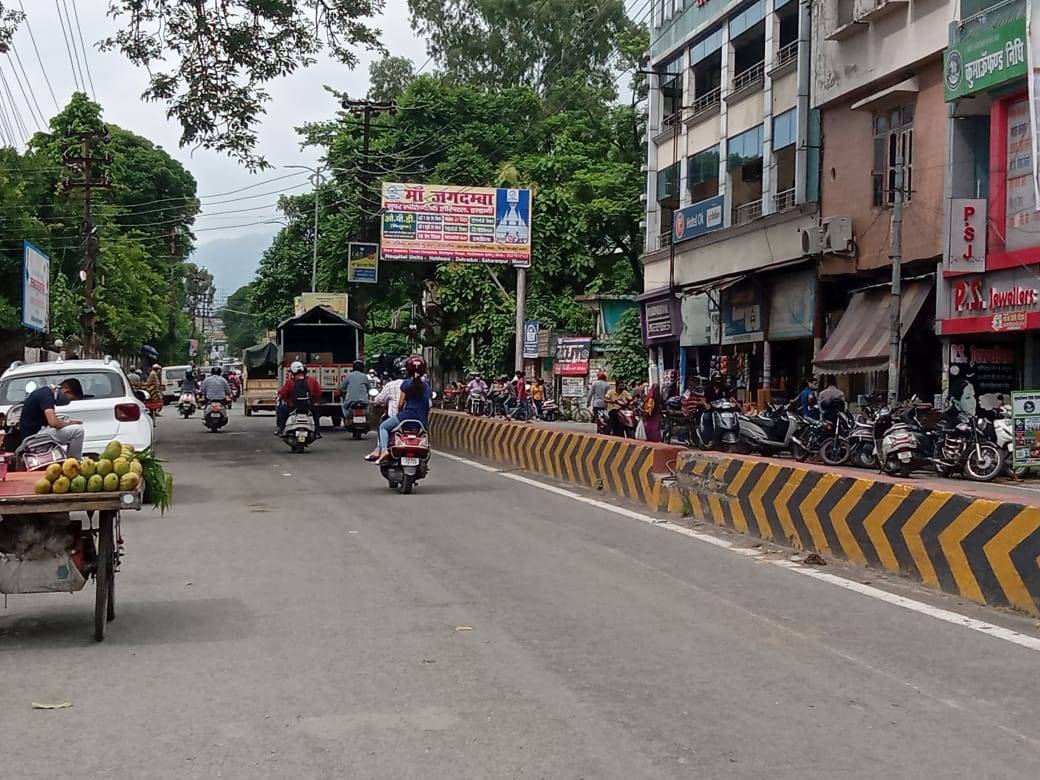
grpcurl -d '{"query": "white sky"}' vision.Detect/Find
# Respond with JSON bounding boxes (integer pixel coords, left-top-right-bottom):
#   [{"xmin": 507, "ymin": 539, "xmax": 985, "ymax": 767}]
[{"xmin": 8, "ymin": 0, "xmax": 423, "ymax": 245}]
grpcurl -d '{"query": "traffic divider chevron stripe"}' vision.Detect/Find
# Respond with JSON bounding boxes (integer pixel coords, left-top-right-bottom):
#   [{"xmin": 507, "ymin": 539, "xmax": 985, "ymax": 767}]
[
  {"xmin": 429, "ymin": 411, "xmax": 682, "ymax": 512},
  {"xmin": 671, "ymin": 450, "xmax": 1040, "ymax": 616}
]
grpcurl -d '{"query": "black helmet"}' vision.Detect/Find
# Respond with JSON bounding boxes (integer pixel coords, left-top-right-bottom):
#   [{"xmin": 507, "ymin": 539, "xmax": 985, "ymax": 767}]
[
  {"xmin": 353, "ymin": 360, "xmax": 364, "ymax": 371},
  {"xmin": 710, "ymin": 372, "xmax": 722, "ymax": 383},
  {"xmin": 212, "ymin": 366, "xmax": 222, "ymax": 375}
]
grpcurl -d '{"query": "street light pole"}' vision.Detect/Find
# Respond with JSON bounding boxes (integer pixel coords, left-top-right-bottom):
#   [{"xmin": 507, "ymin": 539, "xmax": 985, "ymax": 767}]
[{"xmin": 286, "ymin": 165, "xmax": 326, "ymax": 291}]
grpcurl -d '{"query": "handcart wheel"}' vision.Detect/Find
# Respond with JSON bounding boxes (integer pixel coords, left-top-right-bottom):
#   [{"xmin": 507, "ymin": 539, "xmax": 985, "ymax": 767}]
[{"xmin": 94, "ymin": 512, "xmax": 115, "ymax": 642}]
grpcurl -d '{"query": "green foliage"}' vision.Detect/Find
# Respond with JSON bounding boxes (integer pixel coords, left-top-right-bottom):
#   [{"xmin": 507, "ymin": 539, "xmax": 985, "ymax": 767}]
[
  {"xmin": 607, "ymin": 309, "xmax": 647, "ymax": 384},
  {"xmin": 367, "ymin": 56, "xmax": 416, "ymax": 101},
  {"xmin": 223, "ymin": 284, "xmax": 264, "ymax": 356}
]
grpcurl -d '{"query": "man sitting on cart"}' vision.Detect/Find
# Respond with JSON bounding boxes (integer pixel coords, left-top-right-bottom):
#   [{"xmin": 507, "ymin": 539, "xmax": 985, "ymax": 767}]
[{"xmin": 19, "ymin": 378, "xmax": 86, "ymax": 458}]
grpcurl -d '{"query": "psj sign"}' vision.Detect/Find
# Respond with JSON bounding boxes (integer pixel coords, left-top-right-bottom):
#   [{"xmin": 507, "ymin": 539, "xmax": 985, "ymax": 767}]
[{"xmin": 947, "ymin": 198, "xmax": 986, "ymax": 273}]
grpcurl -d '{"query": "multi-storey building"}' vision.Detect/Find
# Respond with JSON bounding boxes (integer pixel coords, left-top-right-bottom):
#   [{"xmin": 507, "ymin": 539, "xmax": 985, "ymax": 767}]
[
  {"xmin": 936, "ymin": 0, "xmax": 1039, "ymax": 412},
  {"xmin": 639, "ymin": 0, "xmax": 821, "ymax": 402}
]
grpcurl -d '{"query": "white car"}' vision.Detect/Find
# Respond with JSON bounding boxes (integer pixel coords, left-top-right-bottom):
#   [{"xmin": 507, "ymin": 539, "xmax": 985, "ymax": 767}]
[{"xmin": 0, "ymin": 358, "xmax": 155, "ymax": 456}]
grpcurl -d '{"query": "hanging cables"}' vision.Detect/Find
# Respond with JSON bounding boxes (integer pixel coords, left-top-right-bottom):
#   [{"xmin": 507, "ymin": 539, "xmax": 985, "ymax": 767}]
[
  {"xmin": 53, "ymin": 0, "xmax": 82, "ymax": 92},
  {"xmin": 68, "ymin": 0, "xmax": 97, "ymax": 100},
  {"xmin": 8, "ymin": 49, "xmax": 47, "ymax": 129},
  {"xmin": 17, "ymin": 1, "xmax": 60, "ymax": 112}
]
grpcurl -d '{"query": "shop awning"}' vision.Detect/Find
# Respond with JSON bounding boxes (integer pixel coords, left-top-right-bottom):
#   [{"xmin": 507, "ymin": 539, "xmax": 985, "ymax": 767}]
[{"xmin": 813, "ymin": 279, "xmax": 932, "ymax": 374}]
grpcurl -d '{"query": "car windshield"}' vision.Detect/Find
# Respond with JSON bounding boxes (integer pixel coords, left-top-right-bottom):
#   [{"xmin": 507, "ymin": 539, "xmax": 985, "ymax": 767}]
[
  {"xmin": 0, "ymin": 370, "xmax": 127, "ymax": 405},
  {"xmin": 165, "ymin": 368, "xmax": 186, "ymax": 381}
]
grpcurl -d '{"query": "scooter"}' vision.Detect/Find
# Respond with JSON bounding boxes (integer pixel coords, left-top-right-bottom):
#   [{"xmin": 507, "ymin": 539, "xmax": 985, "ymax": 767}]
[
  {"xmin": 1, "ymin": 403, "xmax": 68, "ymax": 471},
  {"xmin": 737, "ymin": 402, "xmax": 801, "ymax": 456},
  {"xmin": 694, "ymin": 398, "xmax": 741, "ymax": 450},
  {"xmin": 203, "ymin": 399, "xmax": 229, "ymax": 432},
  {"xmin": 177, "ymin": 391, "xmax": 197, "ymax": 418},
  {"xmin": 282, "ymin": 399, "xmax": 317, "ymax": 453},
  {"xmin": 346, "ymin": 401, "xmax": 369, "ymax": 440},
  {"xmin": 876, "ymin": 404, "xmax": 928, "ymax": 477},
  {"xmin": 380, "ymin": 420, "xmax": 431, "ymax": 494},
  {"xmin": 614, "ymin": 399, "xmax": 638, "ymax": 438}
]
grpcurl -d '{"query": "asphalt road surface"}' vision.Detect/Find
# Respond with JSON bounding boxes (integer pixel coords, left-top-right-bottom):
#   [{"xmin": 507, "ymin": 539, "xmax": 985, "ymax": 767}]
[{"xmin": 3, "ymin": 407, "xmax": 1040, "ymax": 779}]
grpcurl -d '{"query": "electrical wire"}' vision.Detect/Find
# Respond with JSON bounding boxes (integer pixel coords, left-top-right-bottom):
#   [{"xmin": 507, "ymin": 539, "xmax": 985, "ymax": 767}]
[
  {"xmin": 53, "ymin": 0, "xmax": 82, "ymax": 92},
  {"xmin": 17, "ymin": 1, "xmax": 60, "ymax": 112},
  {"xmin": 8, "ymin": 49, "xmax": 46, "ymax": 128},
  {"xmin": 2, "ymin": 57, "xmax": 40, "ymax": 135},
  {"xmin": 0, "ymin": 67, "xmax": 28, "ymax": 144},
  {"xmin": 68, "ymin": 0, "xmax": 97, "ymax": 100}
]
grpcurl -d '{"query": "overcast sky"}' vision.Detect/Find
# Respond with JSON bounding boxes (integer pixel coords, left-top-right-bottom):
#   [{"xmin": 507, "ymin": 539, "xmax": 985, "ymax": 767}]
[{"xmin": 8, "ymin": 0, "xmax": 423, "ymax": 248}]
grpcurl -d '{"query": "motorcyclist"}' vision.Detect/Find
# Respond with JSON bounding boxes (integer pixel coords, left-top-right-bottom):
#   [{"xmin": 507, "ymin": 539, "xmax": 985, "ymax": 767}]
[
  {"xmin": 180, "ymin": 363, "xmax": 198, "ymax": 395},
  {"xmin": 199, "ymin": 366, "xmax": 232, "ymax": 404},
  {"xmin": 701, "ymin": 372, "xmax": 732, "ymax": 445},
  {"xmin": 339, "ymin": 360, "xmax": 371, "ymax": 418},
  {"xmin": 366, "ymin": 355, "xmax": 431, "ymax": 463},
  {"xmin": 489, "ymin": 375, "xmax": 507, "ymax": 417},
  {"xmin": 276, "ymin": 361, "xmax": 322, "ymax": 436},
  {"xmin": 227, "ymin": 370, "xmax": 242, "ymax": 399},
  {"xmin": 605, "ymin": 379, "xmax": 633, "ymax": 436},
  {"xmin": 466, "ymin": 373, "xmax": 487, "ymax": 395},
  {"xmin": 17, "ymin": 378, "xmax": 85, "ymax": 458}
]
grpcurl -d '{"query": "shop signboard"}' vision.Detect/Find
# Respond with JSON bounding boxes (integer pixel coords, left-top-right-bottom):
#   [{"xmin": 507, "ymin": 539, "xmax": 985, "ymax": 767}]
[
  {"xmin": 347, "ymin": 242, "xmax": 379, "ymax": 283},
  {"xmin": 1011, "ymin": 390, "xmax": 1040, "ymax": 468},
  {"xmin": 523, "ymin": 320, "xmax": 540, "ymax": 359},
  {"xmin": 946, "ymin": 199, "xmax": 986, "ymax": 273},
  {"xmin": 672, "ymin": 195, "xmax": 724, "ymax": 244},
  {"xmin": 380, "ymin": 182, "xmax": 532, "ymax": 266},
  {"xmin": 943, "ymin": 267, "xmax": 1040, "ymax": 334},
  {"xmin": 640, "ymin": 293, "xmax": 680, "ymax": 345},
  {"xmin": 22, "ymin": 241, "xmax": 49, "ymax": 332},
  {"xmin": 560, "ymin": 376, "xmax": 585, "ymax": 397},
  {"xmin": 553, "ymin": 336, "xmax": 592, "ymax": 377},
  {"xmin": 944, "ymin": 14, "xmax": 1026, "ymax": 101},
  {"xmin": 948, "ymin": 342, "xmax": 1016, "ymax": 415},
  {"xmin": 721, "ymin": 281, "xmax": 763, "ymax": 344}
]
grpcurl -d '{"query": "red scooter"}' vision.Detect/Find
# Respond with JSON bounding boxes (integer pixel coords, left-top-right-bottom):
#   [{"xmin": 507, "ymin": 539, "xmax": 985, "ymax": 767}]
[{"xmin": 379, "ymin": 420, "xmax": 431, "ymax": 494}]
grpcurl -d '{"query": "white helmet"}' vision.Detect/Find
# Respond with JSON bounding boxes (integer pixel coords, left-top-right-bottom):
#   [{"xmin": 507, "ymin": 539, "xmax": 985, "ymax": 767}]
[{"xmin": 290, "ymin": 360, "xmax": 305, "ymax": 374}]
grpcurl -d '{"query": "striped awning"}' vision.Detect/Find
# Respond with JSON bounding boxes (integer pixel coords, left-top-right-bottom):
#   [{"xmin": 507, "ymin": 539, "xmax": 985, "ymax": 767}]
[{"xmin": 814, "ymin": 280, "xmax": 932, "ymax": 374}]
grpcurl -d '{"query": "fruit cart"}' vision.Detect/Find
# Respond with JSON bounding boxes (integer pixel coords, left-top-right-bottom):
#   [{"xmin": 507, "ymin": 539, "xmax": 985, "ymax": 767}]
[{"xmin": 0, "ymin": 471, "xmax": 142, "ymax": 642}]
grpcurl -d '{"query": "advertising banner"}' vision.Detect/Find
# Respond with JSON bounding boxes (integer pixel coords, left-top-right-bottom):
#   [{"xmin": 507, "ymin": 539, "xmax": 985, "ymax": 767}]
[
  {"xmin": 523, "ymin": 320, "xmax": 539, "ymax": 359},
  {"xmin": 946, "ymin": 199, "xmax": 987, "ymax": 273},
  {"xmin": 721, "ymin": 280, "xmax": 763, "ymax": 344},
  {"xmin": 1027, "ymin": 3, "xmax": 1040, "ymax": 206},
  {"xmin": 380, "ymin": 182, "xmax": 532, "ymax": 266},
  {"xmin": 672, "ymin": 195, "xmax": 724, "ymax": 244},
  {"xmin": 21, "ymin": 241, "xmax": 49, "ymax": 332},
  {"xmin": 1012, "ymin": 390, "xmax": 1040, "ymax": 468},
  {"xmin": 295, "ymin": 293, "xmax": 349, "ymax": 318},
  {"xmin": 949, "ymin": 342, "xmax": 1015, "ymax": 415},
  {"xmin": 560, "ymin": 377, "xmax": 585, "ymax": 398},
  {"xmin": 553, "ymin": 336, "xmax": 592, "ymax": 377},
  {"xmin": 347, "ymin": 242, "xmax": 379, "ymax": 284},
  {"xmin": 944, "ymin": 15, "xmax": 1026, "ymax": 101}
]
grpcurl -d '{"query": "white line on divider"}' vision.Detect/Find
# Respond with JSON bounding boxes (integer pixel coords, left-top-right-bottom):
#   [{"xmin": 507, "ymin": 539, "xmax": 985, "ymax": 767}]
[{"xmin": 439, "ymin": 451, "xmax": 1040, "ymax": 654}]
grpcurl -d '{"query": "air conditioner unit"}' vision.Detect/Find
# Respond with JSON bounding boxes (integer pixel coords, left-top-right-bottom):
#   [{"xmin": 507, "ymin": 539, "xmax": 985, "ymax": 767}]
[
  {"xmin": 822, "ymin": 216, "xmax": 854, "ymax": 253},
  {"xmin": 800, "ymin": 226, "xmax": 824, "ymax": 256}
]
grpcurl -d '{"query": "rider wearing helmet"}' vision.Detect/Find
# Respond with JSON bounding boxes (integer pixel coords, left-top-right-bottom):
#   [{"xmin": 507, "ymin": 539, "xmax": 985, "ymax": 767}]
[
  {"xmin": 276, "ymin": 360, "xmax": 323, "ymax": 436},
  {"xmin": 705, "ymin": 372, "xmax": 730, "ymax": 404},
  {"xmin": 339, "ymin": 359, "xmax": 371, "ymax": 416},
  {"xmin": 199, "ymin": 365, "xmax": 232, "ymax": 403},
  {"xmin": 366, "ymin": 355, "xmax": 432, "ymax": 462}
]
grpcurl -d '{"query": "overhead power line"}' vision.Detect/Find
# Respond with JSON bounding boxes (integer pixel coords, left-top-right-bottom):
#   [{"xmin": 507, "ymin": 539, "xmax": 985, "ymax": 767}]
[
  {"xmin": 68, "ymin": 0, "xmax": 97, "ymax": 100},
  {"xmin": 9, "ymin": 49, "xmax": 47, "ymax": 128},
  {"xmin": 53, "ymin": 0, "xmax": 81, "ymax": 92},
  {"xmin": 17, "ymin": 1, "xmax": 60, "ymax": 112}
]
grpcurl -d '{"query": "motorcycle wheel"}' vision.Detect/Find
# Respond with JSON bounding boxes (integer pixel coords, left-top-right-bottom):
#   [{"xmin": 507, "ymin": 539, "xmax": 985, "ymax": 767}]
[
  {"xmin": 399, "ymin": 474, "xmax": 415, "ymax": 495},
  {"xmin": 290, "ymin": 442, "xmax": 304, "ymax": 453},
  {"xmin": 851, "ymin": 443, "xmax": 877, "ymax": 469},
  {"xmin": 820, "ymin": 437, "xmax": 850, "ymax": 466},
  {"xmin": 791, "ymin": 441, "xmax": 810, "ymax": 462},
  {"xmin": 965, "ymin": 443, "xmax": 1004, "ymax": 483}
]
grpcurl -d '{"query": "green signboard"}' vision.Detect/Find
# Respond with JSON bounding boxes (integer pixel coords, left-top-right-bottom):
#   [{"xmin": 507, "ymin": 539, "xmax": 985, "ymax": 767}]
[{"xmin": 944, "ymin": 16, "xmax": 1027, "ymax": 101}]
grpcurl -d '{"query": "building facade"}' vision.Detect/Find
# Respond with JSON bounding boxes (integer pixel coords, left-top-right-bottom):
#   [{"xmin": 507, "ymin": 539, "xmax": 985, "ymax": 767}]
[
  {"xmin": 937, "ymin": 0, "xmax": 1040, "ymax": 412},
  {"xmin": 641, "ymin": 0, "xmax": 823, "ymax": 402}
]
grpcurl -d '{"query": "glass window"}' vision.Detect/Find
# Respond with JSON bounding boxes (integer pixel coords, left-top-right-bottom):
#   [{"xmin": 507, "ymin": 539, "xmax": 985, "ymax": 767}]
[
  {"xmin": 773, "ymin": 108, "xmax": 797, "ymax": 150},
  {"xmin": 872, "ymin": 103, "xmax": 913, "ymax": 207},
  {"xmin": 730, "ymin": 0, "xmax": 765, "ymax": 39},
  {"xmin": 688, "ymin": 146, "xmax": 720, "ymax": 203},
  {"xmin": 0, "ymin": 371, "xmax": 127, "ymax": 405},
  {"xmin": 658, "ymin": 54, "xmax": 684, "ymax": 125},
  {"xmin": 690, "ymin": 27, "xmax": 723, "ymax": 66},
  {"xmin": 657, "ymin": 162, "xmax": 680, "ymax": 202},
  {"xmin": 727, "ymin": 124, "xmax": 763, "ymax": 170}
]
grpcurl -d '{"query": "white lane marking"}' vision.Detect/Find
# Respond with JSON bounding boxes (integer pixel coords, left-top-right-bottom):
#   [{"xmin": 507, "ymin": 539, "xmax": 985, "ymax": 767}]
[{"xmin": 439, "ymin": 452, "xmax": 1040, "ymax": 654}]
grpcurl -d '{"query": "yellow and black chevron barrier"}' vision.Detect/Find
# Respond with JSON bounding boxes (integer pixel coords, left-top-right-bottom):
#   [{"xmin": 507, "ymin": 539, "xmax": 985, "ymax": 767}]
[
  {"xmin": 673, "ymin": 451, "xmax": 1040, "ymax": 616},
  {"xmin": 429, "ymin": 410, "xmax": 682, "ymax": 511}
]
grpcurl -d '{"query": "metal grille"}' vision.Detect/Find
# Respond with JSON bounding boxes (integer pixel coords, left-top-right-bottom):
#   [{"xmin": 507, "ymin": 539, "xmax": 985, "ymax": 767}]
[
  {"xmin": 732, "ymin": 61, "xmax": 765, "ymax": 93},
  {"xmin": 732, "ymin": 199, "xmax": 762, "ymax": 226}
]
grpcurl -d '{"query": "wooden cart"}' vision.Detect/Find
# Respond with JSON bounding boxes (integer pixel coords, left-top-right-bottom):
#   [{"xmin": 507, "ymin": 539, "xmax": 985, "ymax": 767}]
[{"xmin": 0, "ymin": 471, "xmax": 142, "ymax": 641}]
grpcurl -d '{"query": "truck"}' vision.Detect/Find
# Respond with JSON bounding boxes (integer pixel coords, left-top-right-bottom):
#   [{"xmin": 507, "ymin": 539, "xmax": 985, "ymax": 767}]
[
  {"xmin": 242, "ymin": 342, "xmax": 280, "ymax": 417},
  {"xmin": 276, "ymin": 304, "xmax": 363, "ymax": 426}
]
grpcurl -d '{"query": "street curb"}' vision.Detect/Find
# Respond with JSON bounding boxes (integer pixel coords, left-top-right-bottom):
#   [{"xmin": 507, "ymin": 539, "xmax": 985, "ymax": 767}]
[
  {"xmin": 429, "ymin": 411, "xmax": 684, "ymax": 512},
  {"xmin": 671, "ymin": 451, "xmax": 1040, "ymax": 616}
]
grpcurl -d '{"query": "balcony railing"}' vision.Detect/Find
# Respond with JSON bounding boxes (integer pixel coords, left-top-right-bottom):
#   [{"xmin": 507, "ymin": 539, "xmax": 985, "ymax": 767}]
[
  {"xmin": 775, "ymin": 41, "xmax": 798, "ymax": 69},
  {"xmin": 655, "ymin": 231, "xmax": 673, "ymax": 250},
  {"xmin": 774, "ymin": 188, "xmax": 796, "ymax": 212},
  {"xmin": 732, "ymin": 199, "xmax": 763, "ymax": 226},
  {"xmin": 731, "ymin": 61, "xmax": 765, "ymax": 94},
  {"xmin": 691, "ymin": 86, "xmax": 721, "ymax": 116}
]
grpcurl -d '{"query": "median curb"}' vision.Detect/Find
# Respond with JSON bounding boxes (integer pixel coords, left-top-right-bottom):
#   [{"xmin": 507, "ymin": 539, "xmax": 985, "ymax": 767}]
[
  {"xmin": 429, "ymin": 411, "xmax": 685, "ymax": 512},
  {"xmin": 672, "ymin": 451, "xmax": 1040, "ymax": 616}
]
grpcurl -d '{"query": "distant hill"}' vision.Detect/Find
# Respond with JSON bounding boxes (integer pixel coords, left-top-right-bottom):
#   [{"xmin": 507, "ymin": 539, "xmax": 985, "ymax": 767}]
[{"xmin": 189, "ymin": 232, "xmax": 274, "ymax": 296}]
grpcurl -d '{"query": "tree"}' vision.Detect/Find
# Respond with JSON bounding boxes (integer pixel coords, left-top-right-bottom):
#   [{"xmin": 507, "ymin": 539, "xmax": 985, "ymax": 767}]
[
  {"xmin": 367, "ymin": 56, "xmax": 416, "ymax": 102},
  {"xmin": 101, "ymin": 0, "xmax": 385, "ymax": 169},
  {"xmin": 607, "ymin": 309, "xmax": 647, "ymax": 384},
  {"xmin": 223, "ymin": 283, "xmax": 264, "ymax": 355},
  {"xmin": 407, "ymin": 0, "xmax": 633, "ymax": 92}
]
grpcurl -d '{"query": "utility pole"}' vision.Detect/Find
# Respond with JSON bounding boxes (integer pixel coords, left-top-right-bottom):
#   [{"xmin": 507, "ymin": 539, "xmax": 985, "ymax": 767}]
[
  {"xmin": 61, "ymin": 130, "xmax": 110, "ymax": 358},
  {"xmin": 514, "ymin": 266, "xmax": 527, "ymax": 372},
  {"xmin": 340, "ymin": 99, "xmax": 397, "ymax": 242},
  {"xmin": 285, "ymin": 164, "xmax": 327, "ymax": 292},
  {"xmin": 887, "ymin": 153, "xmax": 905, "ymax": 405}
]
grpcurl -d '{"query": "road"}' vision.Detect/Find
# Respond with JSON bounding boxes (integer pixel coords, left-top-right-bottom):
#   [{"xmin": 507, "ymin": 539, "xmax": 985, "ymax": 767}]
[{"xmin": 3, "ymin": 407, "xmax": 1040, "ymax": 778}]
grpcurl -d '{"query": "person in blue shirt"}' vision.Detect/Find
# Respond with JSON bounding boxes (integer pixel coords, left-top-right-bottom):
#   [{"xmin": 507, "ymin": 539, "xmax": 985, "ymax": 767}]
[
  {"xmin": 367, "ymin": 355, "xmax": 432, "ymax": 463},
  {"xmin": 19, "ymin": 378, "xmax": 86, "ymax": 457},
  {"xmin": 798, "ymin": 376, "xmax": 819, "ymax": 420}
]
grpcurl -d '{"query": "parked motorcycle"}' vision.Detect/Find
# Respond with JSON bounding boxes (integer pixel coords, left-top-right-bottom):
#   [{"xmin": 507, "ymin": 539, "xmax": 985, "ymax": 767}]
[
  {"xmin": 789, "ymin": 414, "xmax": 828, "ymax": 462},
  {"xmin": 346, "ymin": 401, "xmax": 369, "ymax": 440},
  {"xmin": 845, "ymin": 406, "xmax": 879, "ymax": 469},
  {"xmin": 819, "ymin": 409, "xmax": 856, "ymax": 466},
  {"xmin": 379, "ymin": 420, "xmax": 431, "ymax": 494},
  {"xmin": 203, "ymin": 399, "xmax": 229, "ymax": 432},
  {"xmin": 1, "ymin": 403, "xmax": 68, "ymax": 471},
  {"xmin": 930, "ymin": 404, "xmax": 1004, "ymax": 482},
  {"xmin": 692, "ymin": 398, "xmax": 741, "ymax": 451},
  {"xmin": 737, "ymin": 402, "xmax": 801, "ymax": 456},
  {"xmin": 539, "ymin": 397, "xmax": 558, "ymax": 422},
  {"xmin": 177, "ymin": 391, "xmax": 196, "ymax": 418}
]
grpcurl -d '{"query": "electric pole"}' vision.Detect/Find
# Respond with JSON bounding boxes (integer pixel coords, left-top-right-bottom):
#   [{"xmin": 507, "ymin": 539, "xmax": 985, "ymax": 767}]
[
  {"xmin": 61, "ymin": 130, "xmax": 111, "ymax": 359},
  {"xmin": 340, "ymin": 99, "xmax": 397, "ymax": 242},
  {"xmin": 285, "ymin": 164, "xmax": 326, "ymax": 291},
  {"xmin": 887, "ymin": 153, "xmax": 905, "ymax": 405}
]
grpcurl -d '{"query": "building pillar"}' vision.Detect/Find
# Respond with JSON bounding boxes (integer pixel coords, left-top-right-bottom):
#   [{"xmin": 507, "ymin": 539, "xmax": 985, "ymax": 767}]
[
  {"xmin": 719, "ymin": 20, "xmax": 732, "ymax": 229},
  {"xmin": 761, "ymin": 0, "xmax": 776, "ymax": 216}
]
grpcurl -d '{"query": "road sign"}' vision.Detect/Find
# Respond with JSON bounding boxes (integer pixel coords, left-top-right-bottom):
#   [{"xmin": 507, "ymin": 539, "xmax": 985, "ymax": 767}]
[{"xmin": 22, "ymin": 241, "xmax": 49, "ymax": 332}]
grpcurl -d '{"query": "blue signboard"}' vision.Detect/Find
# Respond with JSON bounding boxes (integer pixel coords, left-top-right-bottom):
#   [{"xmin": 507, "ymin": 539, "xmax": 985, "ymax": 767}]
[
  {"xmin": 523, "ymin": 320, "xmax": 539, "ymax": 359},
  {"xmin": 672, "ymin": 195, "xmax": 725, "ymax": 244}
]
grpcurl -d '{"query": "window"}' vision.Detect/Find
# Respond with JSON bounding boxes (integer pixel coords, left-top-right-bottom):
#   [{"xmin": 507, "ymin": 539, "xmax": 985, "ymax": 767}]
[
  {"xmin": 727, "ymin": 124, "xmax": 763, "ymax": 170},
  {"xmin": 691, "ymin": 28, "xmax": 723, "ymax": 114},
  {"xmin": 729, "ymin": 0, "xmax": 765, "ymax": 39},
  {"xmin": 658, "ymin": 55, "xmax": 684, "ymax": 127},
  {"xmin": 0, "ymin": 371, "xmax": 127, "ymax": 405},
  {"xmin": 836, "ymin": 0, "xmax": 855, "ymax": 26},
  {"xmin": 872, "ymin": 104, "xmax": 914, "ymax": 207},
  {"xmin": 776, "ymin": 2, "xmax": 799, "ymax": 66},
  {"xmin": 688, "ymin": 145, "xmax": 720, "ymax": 203},
  {"xmin": 773, "ymin": 108, "xmax": 797, "ymax": 150},
  {"xmin": 657, "ymin": 162, "xmax": 680, "ymax": 202},
  {"xmin": 731, "ymin": 4, "xmax": 766, "ymax": 93},
  {"xmin": 728, "ymin": 125, "xmax": 764, "ymax": 225},
  {"xmin": 690, "ymin": 27, "xmax": 723, "ymax": 66}
]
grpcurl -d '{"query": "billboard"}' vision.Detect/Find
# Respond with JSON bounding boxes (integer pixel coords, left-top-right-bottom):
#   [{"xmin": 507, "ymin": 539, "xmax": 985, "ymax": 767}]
[
  {"xmin": 380, "ymin": 182, "xmax": 532, "ymax": 266},
  {"xmin": 553, "ymin": 336, "xmax": 592, "ymax": 377},
  {"xmin": 347, "ymin": 242, "xmax": 379, "ymax": 284},
  {"xmin": 22, "ymin": 241, "xmax": 49, "ymax": 332},
  {"xmin": 294, "ymin": 293, "xmax": 349, "ymax": 318}
]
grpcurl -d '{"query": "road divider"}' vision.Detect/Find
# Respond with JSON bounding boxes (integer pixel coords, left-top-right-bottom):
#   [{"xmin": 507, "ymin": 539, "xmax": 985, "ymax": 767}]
[{"xmin": 429, "ymin": 411, "xmax": 683, "ymax": 511}]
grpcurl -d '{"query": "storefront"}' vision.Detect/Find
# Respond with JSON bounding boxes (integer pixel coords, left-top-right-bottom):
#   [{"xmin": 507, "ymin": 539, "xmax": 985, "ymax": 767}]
[
  {"xmin": 763, "ymin": 266, "xmax": 816, "ymax": 404},
  {"xmin": 639, "ymin": 289, "xmax": 681, "ymax": 385}
]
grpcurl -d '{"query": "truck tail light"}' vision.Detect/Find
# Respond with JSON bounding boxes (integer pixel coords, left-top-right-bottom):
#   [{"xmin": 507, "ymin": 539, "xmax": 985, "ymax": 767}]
[{"xmin": 115, "ymin": 403, "xmax": 141, "ymax": 422}]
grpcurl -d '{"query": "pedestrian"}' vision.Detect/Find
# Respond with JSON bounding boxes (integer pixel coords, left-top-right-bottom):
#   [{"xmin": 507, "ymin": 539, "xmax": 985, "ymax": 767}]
[
  {"xmin": 489, "ymin": 375, "xmax": 507, "ymax": 416},
  {"xmin": 147, "ymin": 363, "xmax": 163, "ymax": 415},
  {"xmin": 798, "ymin": 376, "xmax": 819, "ymax": 420},
  {"xmin": 530, "ymin": 377, "xmax": 545, "ymax": 419},
  {"xmin": 817, "ymin": 376, "xmax": 845, "ymax": 419},
  {"xmin": 587, "ymin": 371, "xmax": 610, "ymax": 417},
  {"xmin": 641, "ymin": 382, "xmax": 664, "ymax": 442}
]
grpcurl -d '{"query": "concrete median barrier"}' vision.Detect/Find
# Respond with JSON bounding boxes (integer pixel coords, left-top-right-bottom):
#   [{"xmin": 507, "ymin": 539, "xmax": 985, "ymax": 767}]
[
  {"xmin": 429, "ymin": 411, "xmax": 684, "ymax": 511},
  {"xmin": 672, "ymin": 451, "xmax": 1040, "ymax": 616}
]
